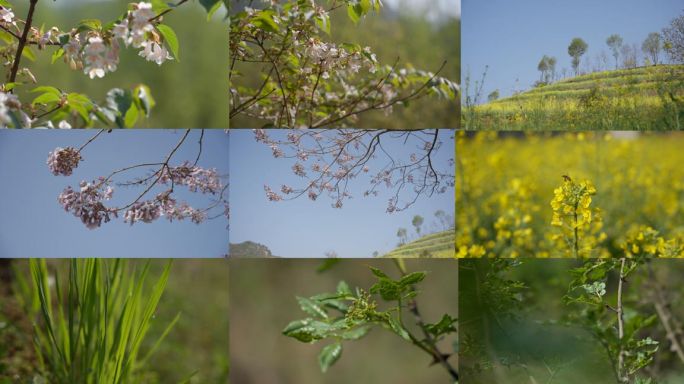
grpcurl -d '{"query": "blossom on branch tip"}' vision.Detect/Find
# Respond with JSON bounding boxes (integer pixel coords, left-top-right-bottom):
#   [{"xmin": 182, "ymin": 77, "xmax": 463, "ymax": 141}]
[
  {"xmin": 139, "ymin": 42, "xmax": 173, "ymax": 65},
  {"xmin": 0, "ymin": 7, "xmax": 14, "ymax": 24},
  {"xmin": 265, "ymin": 185, "xmax": 283, "ymax": 201},
  {"xmin": 47, "ymin": 147, "xmax": 82, "ymax": 176}
]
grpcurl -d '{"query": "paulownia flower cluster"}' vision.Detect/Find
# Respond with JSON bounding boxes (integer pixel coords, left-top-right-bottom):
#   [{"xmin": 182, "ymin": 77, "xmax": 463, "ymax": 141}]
[{"xmin": 47, "ymin": 129, "xmax": 229, "ymax": 229}]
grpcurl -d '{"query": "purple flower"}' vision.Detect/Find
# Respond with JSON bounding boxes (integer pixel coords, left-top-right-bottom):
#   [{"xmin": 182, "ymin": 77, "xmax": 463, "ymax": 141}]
[
  {"xmin": 47, "ymin": 147, "xmax": 82, "ymax": 176},
  {"xmin": 58, "ymin": 180, "xmax": 116, "ymax": 229},
  {"xmin": 159, "ymin": 162, "xmax": 222, "ymax": 194}
]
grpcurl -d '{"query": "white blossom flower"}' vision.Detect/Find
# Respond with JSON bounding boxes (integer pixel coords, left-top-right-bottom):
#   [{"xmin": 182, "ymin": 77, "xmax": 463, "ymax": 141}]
[
  {"xmin": 0, "ymin": 7, "xmax": 14, "ymax": 24},
  {"xmin": 112, "ymin": 19, "xmax": 130, "ymax": 44},
  {"xmin": 139, "ymin": 42, "xmax": 172, "ymax": 65},
  {"xmin": 131, "ymin": 2, "xmax": 155, "ymax": 33}
]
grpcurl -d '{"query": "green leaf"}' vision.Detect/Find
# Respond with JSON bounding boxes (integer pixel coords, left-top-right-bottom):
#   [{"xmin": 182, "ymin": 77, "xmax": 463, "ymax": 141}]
[
  {"xmin": 318, "ymin": 342, "xmax": 342, "ymax": 373},
  {"xmin": 22, "ymin": 47, "xmax": 36, "ymax": 62},
  {"xmin": 51, "ymin": 48, "xmax": 65, "ymax": 64},
  {"xmin": 297, "ymin": 297, "xmax": 328, "ymax": 320},
  {"xmin": 32, "ymin": 92, "xmax": 61, "ymax": 106},
  {"xmin": 133, "ymin": 84, "xmax": 155, "ymax": 117},
  {"xmin": 206, "ymin": 1, "xmax": 223, "ymax": 20},
  {"xmin": 346, "ymin": 5, "xmax": 360, "ymax": 24},
  {"xmin": 337, "ymin": 281, "xmax": 352, "ymax": 296},
  {"xmin": 3, "ymin": 82, "xmax": 18, "ymax": 91},
  {"xmin": 106, "ymin": 88, "xmax": 133, "ymax": 128},
  {"xmin": 0, "ymin": 30, "xmax": 13, "ymax": 44},
  {"xmin": 425, "ymin": 314, "xmax": 457, "ymax": 338},
  {"xmin": 124, "ymin": 105, "xmax": 139, "ymax": 128},
  {"xmin": 252, "ymin": 10, "xmax": 280, "ymax": 33},
  {"xmin": 156, "ymin": 24, "xmax": 179, "ymax": 61},
  {"xmin": 317, "ymin": 258, "xmax": 340, "ymax": 273},
  {"xmin": 282, "ymin": 319, "xmax": 331, "ymax": 343},
  {"xmin": 314, "ymin": 14, "xmax": 331, "ymax": 35},
  {"xmin": 57, "ymin": 34, "xmax": 70, "ymax": 46},
  {"xmin": 387, "ymin": 316, "xmax": 411, "ymax": 342},
  {"xmin": 341, "ymin": 324, "xmax": 371, "ymax": 340},
  {"xmin": 399, "ymin": 272, "xmax": 426, "ymax": 287},
  {"xmin": 370, "ymin": 267, "xmax": 389, "ymax": 279},
  {"xmin": 31, "ymin": 86, "xmax": 61, "ymax": 96},
  {"xmin": 66, "ymin": 93, "xmax": 92, "ymax": 122},
  {"xmin": 0, "ymin": 0, "xmax": 11, "ymax": 8},
  {"xmin": 76, "ymin": 19, "xmax": 102, "ymax": 33},
  {"xmin": 370, "ymin": 278, "xmax": 402, "ymax": 301},
  {"xmin": 150, "ymin": 0, "xmax": 171, "ymax": 13},
  {"xmin": 359, "ymin": 0, "xmax": 371, "ymax": 13},
  {"xmin": 199, "ymin": 0, "xmax": 222, "ymax": 13}
]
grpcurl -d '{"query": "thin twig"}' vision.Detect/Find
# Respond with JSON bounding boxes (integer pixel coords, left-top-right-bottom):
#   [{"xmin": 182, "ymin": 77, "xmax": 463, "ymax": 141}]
[
  {"xmin": 9, "ymin": 0, "xmax": 38, "ymax": 84},
  {"xmin": 148, "ymin": 0, "xmax": 189, "ymax": 23},
  {"xmin": 616, "ymin": 258, "xmax": 627, "ymax": 383}
]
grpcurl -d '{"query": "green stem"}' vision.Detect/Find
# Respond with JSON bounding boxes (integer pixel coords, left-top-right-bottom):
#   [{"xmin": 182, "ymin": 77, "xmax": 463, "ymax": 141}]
[
  {"xmin": 573, "ymin": 202, "xmax": 579, "ymax": 258},
  {"xmin": 392, "ymin": 259, "xmax": 458, "ymax": 381}
]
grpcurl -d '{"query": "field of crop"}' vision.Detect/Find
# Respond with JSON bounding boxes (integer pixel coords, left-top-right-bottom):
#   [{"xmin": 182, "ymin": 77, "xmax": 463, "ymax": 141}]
[
  {"xmin": 463, "ymin": 65, "xmax": 684, "ymax": 130},
  {"xmin": 384, "ymin": 230, "xmax": 455, "ymax": 258},
  {"xmin": 456, "ymin": 131, "xmax": 684, "ymax": 258},
  {"xmin": 0, "ymin": 259, "xmax": 229, "ymax": 384}
]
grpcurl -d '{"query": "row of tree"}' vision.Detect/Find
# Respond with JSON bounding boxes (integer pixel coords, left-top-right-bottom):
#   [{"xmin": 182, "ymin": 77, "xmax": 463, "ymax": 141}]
[
  {"xmin": 533, "ymin": 12, "xmax": 684, "ymax": 85},
  {"xmin": 395, "ymin": 210, "xmax": 454, "ymax": 246}
]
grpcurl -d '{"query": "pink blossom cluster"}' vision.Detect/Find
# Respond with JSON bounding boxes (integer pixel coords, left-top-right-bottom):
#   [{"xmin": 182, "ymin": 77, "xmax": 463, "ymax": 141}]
[
  {"xmin": 47, "ymin": 147, "xmax": 82, "ymax": 176},
  {"xmin": 265, "ymin": 185, "xmax": 283, "ymax": 201},
  {"xmin": 58, "ymin": 179, "xmax": 116, "ymax": 229},
  {"xmin": 159, "ymin": 162, "xmax": 222, "ymax": 194},
  {"xmin": 122, "ymin": 190, "xmax": 207, "ymax": 226}
]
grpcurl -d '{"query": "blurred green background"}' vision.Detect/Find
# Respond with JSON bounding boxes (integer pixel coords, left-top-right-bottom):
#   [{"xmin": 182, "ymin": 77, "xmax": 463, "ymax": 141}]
[
  {"xmin": 460, "ymin": 259, "xmax": 684, "ymax": 384},
  {"xmin": 0, "ymin": 259, "xmax": 229, "ymax": 384},
  {"xmin": 229, "ymin": 259, "xmax": 457, "ymax": 384},
  {"xmin": 230, "ymin": 1, "xmax": 460, "ymax": 129},
  {"xmin": 5, "ymin": 0, "xmax": 228, "ymax": 128}
]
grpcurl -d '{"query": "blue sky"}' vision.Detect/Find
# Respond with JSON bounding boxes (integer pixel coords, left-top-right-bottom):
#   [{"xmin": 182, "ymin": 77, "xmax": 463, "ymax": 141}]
[
  {"xmin": 0, "ymin": 130, "xmax": 229, "ymax": 258},
  {"xmin": 463, "ymin": 0, "xmax": 682, "ymax": 99},
  {"xmin": 229, "ymin": 129, "xmax": 455, "ymax": 258}
]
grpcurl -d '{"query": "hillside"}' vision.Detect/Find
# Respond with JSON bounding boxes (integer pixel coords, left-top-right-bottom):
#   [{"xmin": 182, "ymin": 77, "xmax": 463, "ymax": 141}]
[
  {"xmin": 229, "ymin": 241, "xmax": 277, "ymax": 258},
  {"xmin": 464, "ymin": 64, "xmax": 684, "ymax": 130},
  {"xmin": 383, "ymin": 230, "xmax": 455, "ymax": 258}
]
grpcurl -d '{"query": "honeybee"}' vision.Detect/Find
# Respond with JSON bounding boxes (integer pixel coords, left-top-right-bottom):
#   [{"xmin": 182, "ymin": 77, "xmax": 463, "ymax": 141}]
[{"xmin": 562, "ymin": 175, "xmax": 572, "ymax": 182}]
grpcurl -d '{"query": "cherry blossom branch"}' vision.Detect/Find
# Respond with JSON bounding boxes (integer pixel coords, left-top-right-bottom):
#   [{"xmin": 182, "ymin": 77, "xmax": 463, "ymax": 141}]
[
  {"xmin": 257, "ymin": 129, "xmax": 452, "ymax": 212},
  {"xmin": 312, "ymin": 61, "xmax": 448, "ymax": 128}
]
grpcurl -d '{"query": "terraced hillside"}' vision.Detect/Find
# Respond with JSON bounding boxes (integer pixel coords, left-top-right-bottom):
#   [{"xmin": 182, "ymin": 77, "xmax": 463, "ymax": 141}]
[
  {"xmin": 464, "ymin": 64, "xmax": 684, "ymax": 130},
  {"xmin": 383, "ymin": 230, "xmax": 455, "ymax": 258}
]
